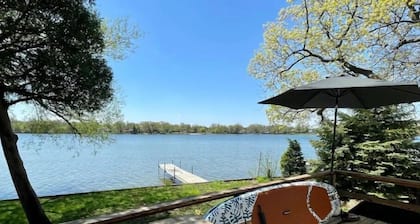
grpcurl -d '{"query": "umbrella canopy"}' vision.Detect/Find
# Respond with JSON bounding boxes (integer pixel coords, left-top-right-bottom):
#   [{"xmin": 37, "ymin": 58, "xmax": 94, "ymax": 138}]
[
  {"xmin": 259, "ymin": 75, "xmax": 420, "ymax": 183},
  {"xmin": 259, "ymin": 75, "xmax": 420, "ymax": 109}
]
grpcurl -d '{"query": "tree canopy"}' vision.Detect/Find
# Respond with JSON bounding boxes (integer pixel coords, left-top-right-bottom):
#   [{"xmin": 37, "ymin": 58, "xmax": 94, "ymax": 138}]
[
  {"xmin": 0, "ymin": 1, "xmax": 135, "ymax": 223},
  {"xmin": 249, "ymin": 0, "xmax": 420, "ymax": 122},
  {"xmin": 10, "ymin": 120, "xmax": 311, "ymax": 134},
  {"xmin": 249, "ymin": 0, "xmax": 420, "ymax": 203},
  {"xmin": 1, "ymin": 0, "xmax": 113, "ymax": 124}
]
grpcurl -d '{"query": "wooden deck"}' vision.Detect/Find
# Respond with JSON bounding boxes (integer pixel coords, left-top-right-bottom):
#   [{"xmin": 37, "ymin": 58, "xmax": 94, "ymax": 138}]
[
  {"xmin": 149, "ymin": 215, "xmax": 211, "ymax": 224},
  {"xmin": 326, "ymin": 215, "xmax": 387, "ymax": 224},
  {"xmin": 159, "ymin": 163, "xmax": 207, "ymax": 184}
]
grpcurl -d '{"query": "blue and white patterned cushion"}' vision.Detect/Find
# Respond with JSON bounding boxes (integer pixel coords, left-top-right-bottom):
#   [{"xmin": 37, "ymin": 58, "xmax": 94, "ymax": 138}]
[{"xmin": 203, "ymin": 181, "xmax": 341, "ymax": 224}]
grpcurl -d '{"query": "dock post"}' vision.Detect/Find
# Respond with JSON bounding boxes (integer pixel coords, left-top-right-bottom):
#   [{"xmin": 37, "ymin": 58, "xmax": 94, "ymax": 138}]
[
  {"xmin": 163, "ymin": 163, "xmax": 166, "ymax": 183},
  {"xmin": 173, "ymin": 166, "xmax": 176, "ymax": 183}
]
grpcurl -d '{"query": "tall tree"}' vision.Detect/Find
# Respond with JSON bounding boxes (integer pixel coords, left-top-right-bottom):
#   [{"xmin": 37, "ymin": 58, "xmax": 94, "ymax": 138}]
[
  {"xmin": 0, "ymin": 1, "xmax": 125, "ymax": 223},
  {"xmin": 249, "ymin": 0, "xmax": 420, "ymax": 122},
  {"xmin": 249, "ymin": 0, "xmax": 420, "ymax": 203},
  {"xmin": 312, "ymin": 106, "xmax": 419, "ymax": 201},
  {"xmin": 280, "ymin": 139, "xmax": 307, "ymax": 177}
]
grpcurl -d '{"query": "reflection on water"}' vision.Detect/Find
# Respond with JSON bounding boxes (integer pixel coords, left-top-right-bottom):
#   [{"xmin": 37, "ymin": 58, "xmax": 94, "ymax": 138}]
[{"xmin": 0, "ymin": 133, "xmax": 318, "ymax": 200}]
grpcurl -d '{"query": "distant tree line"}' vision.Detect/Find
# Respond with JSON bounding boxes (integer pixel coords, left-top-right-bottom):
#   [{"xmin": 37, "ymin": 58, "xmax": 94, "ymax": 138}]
[{"xmin": 11, "ymin": 120, "xmax": 310, "ymax": 134}]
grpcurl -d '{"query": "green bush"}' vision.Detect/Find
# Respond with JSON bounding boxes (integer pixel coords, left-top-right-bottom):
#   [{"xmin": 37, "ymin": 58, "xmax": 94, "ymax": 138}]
[
  {"xmin": 280, "ymin": 139, "xmax": 306, "ymax": 177},
  {"xmin": 312, "ymin": 106, "xmax": 419, "ymax": 202}
]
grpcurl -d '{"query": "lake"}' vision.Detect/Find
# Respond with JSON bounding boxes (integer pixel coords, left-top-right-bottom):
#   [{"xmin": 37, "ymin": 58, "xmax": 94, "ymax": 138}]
[{"xmin": 0, "ymin": 133, "xmax": 318, "ymax": 200}]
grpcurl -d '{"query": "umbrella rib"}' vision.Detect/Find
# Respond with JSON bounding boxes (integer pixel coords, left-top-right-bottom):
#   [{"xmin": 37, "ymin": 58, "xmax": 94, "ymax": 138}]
[
  {"xmin": 302, "ymin": 90, "xmax": 326, "ymax": 108},
  {"xmin": 390, "ymin": 86, "xmax": 420, "ymax": 98},
  {"xmin": 326, "ymin": 89, "xmax": 361, "ymax": 108},
  {"xmin": 348, "ymin": 89, "xmax": 368, "ymax": 108}
]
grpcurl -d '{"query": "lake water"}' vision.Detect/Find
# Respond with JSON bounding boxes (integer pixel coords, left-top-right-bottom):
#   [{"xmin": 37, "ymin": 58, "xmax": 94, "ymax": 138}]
[{"xmin": 0, "ymin": 134, "xmax": 318, "ymax": 200}]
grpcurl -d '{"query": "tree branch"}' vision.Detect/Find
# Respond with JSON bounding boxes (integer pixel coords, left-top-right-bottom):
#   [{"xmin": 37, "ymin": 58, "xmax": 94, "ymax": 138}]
[
  {"xmin": 340, "ymin": 60, "xmax": 374, "ymax": 78},
  {"xmin": 303, "ymin": 0, "xmax": 310, "ymax": 48},
  {"xmin": 396, "ymin": 37, "xmax": 420, "ymax": 49},
  {"xmin": 6, "ymin": 84, "xmax": 66, "ymax": 106},
  {"xmin": 336, "ymin": 1, "xmax": 358, "ymax": 48},
  {"xmin": 280, "ymin": 52, "xmax": 307, "ymax": 75},
  {"xmin": 7, "ymin": 97, "xmax": 35, "ymax": 106},
  {"xmin": 406, "ymin": 1, "xmax": 420, "ymax": 21},
  {"xmin": 318, "ymin": 11, "xmax": 332, "ymax": 40},
  {"xmin": 302, "ymin": 49, "xmax": 335, "ymax": 63},
  {"xmin": 34, "ymin": 100, "xmax": 82, "ymax": 136}
]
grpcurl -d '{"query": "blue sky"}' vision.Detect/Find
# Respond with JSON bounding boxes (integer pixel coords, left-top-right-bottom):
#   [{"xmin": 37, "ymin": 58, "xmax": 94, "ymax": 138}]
[{"xmin": 95, "ymin": 0, "xmax": 286, "ymax": 126}]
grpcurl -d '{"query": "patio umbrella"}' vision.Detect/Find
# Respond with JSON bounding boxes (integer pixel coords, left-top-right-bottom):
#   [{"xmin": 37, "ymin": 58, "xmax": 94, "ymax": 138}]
[{"xmin": 259, "ymin": 75, "xmax": 420, "ymax": 179}]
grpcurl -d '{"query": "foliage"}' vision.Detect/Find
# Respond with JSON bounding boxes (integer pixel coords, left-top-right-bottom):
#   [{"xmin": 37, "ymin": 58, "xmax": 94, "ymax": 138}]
[
  {"xmin": 0, "ymin": 180, "xmax": 253, "ymax": 224},
  {"xmin": 102, "ymin": 18, "xmax": 141, "ymax": 60},
  {"xmin": 11, "ymin": 120, "xmax": 311, "ymax": 134},
  {"xmin": 248, "ymin": 0, "xmax": 420, "ymax": 123},
  {"xmin": 280, "ymin": 139, "xmax": 307, "ymax": 177},
  {"xmin": 0, "ymin": 1, "xmax": 139, "ymax": 223},
  {"xmin": 1, "ymin": 0, "xmax": 113, "ymax": 119},
  {"xmin": 310, "ymin": 117, "xmax": 347, "ymax": 171},
  {"xmin": 312, "ymin": 106, "xmax": 419, "ymax": 201},
  {"xmin": 0, "ymin": 0, "xmax": 132, "ymax": 140},
  {"xmin": 254, "ymin": 152, "xmax": 279, "ymax": 179}
]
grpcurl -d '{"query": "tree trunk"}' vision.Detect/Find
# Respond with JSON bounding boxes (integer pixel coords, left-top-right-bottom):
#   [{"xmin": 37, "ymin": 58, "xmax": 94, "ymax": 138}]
[{"xmin": 0, "ymin": 100, "xmax": 51, "ymax": 224}]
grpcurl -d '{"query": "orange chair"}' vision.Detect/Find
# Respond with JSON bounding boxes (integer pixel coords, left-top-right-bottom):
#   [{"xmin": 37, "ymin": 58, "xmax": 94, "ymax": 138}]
[{"xmin": 204, "ymin": 181, "xmax": 341, "ymax": 224}]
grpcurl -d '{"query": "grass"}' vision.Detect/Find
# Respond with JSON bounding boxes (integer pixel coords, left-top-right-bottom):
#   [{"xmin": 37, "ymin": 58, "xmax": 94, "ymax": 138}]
[{"xmin": 0, "ymin": 180, "xmax": 258, "ymax": 224}]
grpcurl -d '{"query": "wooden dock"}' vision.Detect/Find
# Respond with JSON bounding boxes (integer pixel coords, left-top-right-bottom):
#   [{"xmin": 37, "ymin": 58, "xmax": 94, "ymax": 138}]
[{"xmin": 159, "ymin": 163, "xmax": 207, "ymax": 184}]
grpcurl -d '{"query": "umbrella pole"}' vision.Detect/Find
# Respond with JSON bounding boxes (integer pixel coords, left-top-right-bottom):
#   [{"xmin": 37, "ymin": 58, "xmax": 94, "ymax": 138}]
[{"xmin": 330, "ymin": 97, "xmax": 338, "ymax": 185}]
